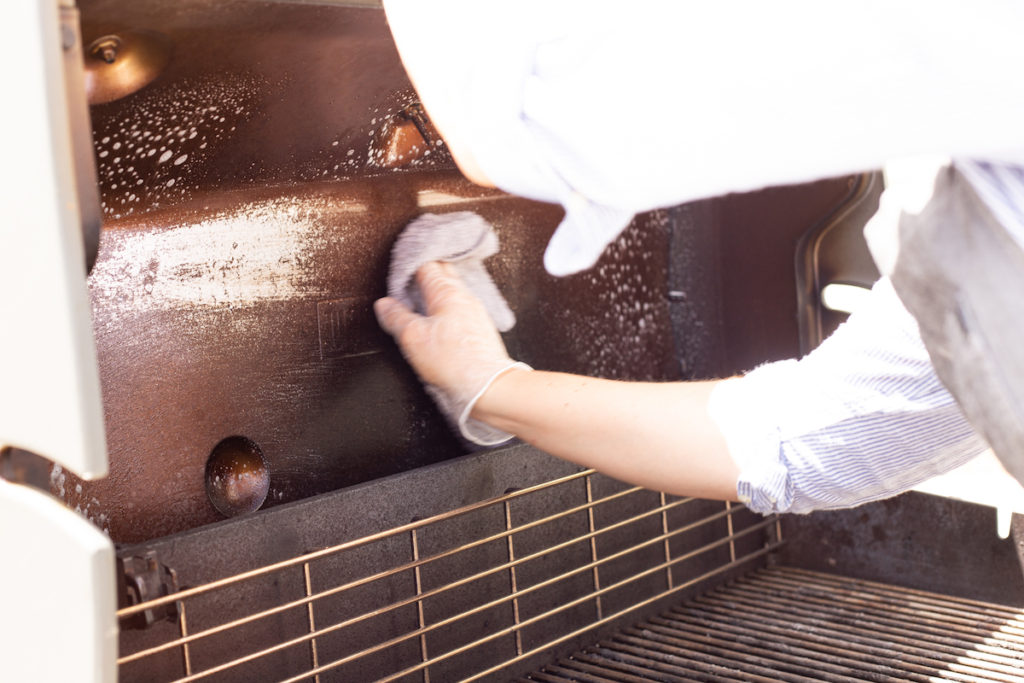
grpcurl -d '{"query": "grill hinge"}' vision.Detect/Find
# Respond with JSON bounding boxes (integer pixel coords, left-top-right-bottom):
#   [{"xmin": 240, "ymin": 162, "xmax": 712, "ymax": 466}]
[{"xmin": 117, "ymin": 551, "xmax": 180, "ymax": 630}]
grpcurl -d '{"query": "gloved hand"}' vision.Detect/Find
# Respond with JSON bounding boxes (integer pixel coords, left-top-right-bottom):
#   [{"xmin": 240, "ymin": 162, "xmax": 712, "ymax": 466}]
[{"xmin": 374, "ymin": 261, "xmax": 530, "ymax": 445}]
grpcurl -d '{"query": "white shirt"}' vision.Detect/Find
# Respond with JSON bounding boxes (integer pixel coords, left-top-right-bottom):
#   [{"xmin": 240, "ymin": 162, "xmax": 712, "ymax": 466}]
[
  {"xmin": 383, "ymin": 1, "xmax": 1023, "ymax": 512},
  {"xmin": 384, "ymin": 0, "xmax": 1024, "ymax": 275},
  {"xmin": 709, "ymin": 278, "xmax": 988, "ymax": 514}
]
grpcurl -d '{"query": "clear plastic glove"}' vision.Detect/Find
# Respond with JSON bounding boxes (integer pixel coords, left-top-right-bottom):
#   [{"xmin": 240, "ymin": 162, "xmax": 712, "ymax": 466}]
[{"xmin": 374, "ymin": 261, "xmax": 530, "ymax": 445}]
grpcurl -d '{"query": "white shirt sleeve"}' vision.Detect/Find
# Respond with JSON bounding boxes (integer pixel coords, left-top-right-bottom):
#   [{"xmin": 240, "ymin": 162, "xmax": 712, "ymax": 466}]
[
  {"xmin": 384, "ymin": 0, "xmax": 1024, "ymax": 275},
  {"xmin": 708, "ymin": 278, "xmax": 989, "ymax": 515}
]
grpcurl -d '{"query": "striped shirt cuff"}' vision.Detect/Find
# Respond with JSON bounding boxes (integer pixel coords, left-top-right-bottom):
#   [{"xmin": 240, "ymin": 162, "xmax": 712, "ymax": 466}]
[{"xmin": 709, "ymin": 278, "xmax": 988, "ymax": 515}]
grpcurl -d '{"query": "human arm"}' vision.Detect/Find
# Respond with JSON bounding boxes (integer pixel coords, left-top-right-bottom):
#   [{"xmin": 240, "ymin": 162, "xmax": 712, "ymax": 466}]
[
  {"xmin": 710, "ymin": 278, "xmax": 989, "ymax": 513},
  {"xmin": 376, "ymin": 265, "xmax": 989, "ymax": 513},
  {"xmin": 473, "ymin": 370, "xmax": 739, "ymax": 501},
  {"xmin": 374, "ymin": 261, "xmax": 741, "ymax": 500}
]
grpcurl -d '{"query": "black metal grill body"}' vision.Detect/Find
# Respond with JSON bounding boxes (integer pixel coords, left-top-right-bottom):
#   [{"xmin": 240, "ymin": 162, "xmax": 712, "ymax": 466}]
[{"xmin": 67, "ymin": 2, "xmax": 1024, "ymax": 681}]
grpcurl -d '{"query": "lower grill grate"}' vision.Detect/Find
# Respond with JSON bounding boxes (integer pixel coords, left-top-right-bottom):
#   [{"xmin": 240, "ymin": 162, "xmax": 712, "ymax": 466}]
[
  {"xmin": 524, "ymin": 566, "xmax": 1024, "ymax": 682},
  {"xmin": 116, "ymin": 465, "xmax": 777, "ymax": 682}
]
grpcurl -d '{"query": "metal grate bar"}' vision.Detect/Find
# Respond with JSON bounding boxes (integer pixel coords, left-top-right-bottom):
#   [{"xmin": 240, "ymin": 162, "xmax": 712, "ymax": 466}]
[
  {"xmin": 301, "ymin": 562, "xmax": 320, "ymax": 683},
  {"xmin": 696, "ymin": 593, "xmax": 1024, "ymax": 683},
  {"xmin": 118, "ymin": 470, "xmax": 771, "ymax": 683},
  {"xmin": 747, "ymin": 572, "xmax": 1024, "ymax": 637},
  {"xmin": 781, "ymin": 566, "xmax": 1024, "ymax": 619},
  {"xmin": 724, "ymin": 501, "xmax": 736, "ymax": 563},
  {"xmin": 459, "ymin": 540, "xmax": 778, "ymax": 683},
  {"xmin": 153, "ymin": 504, "xmax": 763, "ymax": 682},
  {"xmin": 590, "ymin": 640, "xmax": 808, "ymax": 683},
  {"xmin": 526, "ymin": 566, "xmax": 1024, "ymax": 682},
  {"xmin": 613, "ymin": 631, "xmax": 862, "ymax": 683},
  {"xmin": 659, "ymin": 492, "xmax": 673, "ymax": 592},
  {"xmin": 724, "ymin": 578, "xmax": 1024, "ymax": 657},
  {"xmin": 285, "ymin": 520, "xmax": 776, "ymax": 683},
  {"xmin": 410, "ymin": 528, "xmax": 430, "ymax": 683},
  {"xmin": 626, "ymin": 623, "xmax": 915, "ymax": 682},
  {"xmin": 571, "ymin": 648, "xmax": 753, "ymax": 682},
  {"xmin": 118, "ymin": 469, "xmax": 601, "ymax": 618},
  {"xmin": 706, "ymin": 584, "xmax": 1024, "ymax": 662},
  {"xmin": 544, "ymin": 657, "xmax": 669, "ymax": 683},
  {"xmin": 586, "ymin": 475, "xmax": 604, "ymax": 622},
  {"xmin": 504, "ymin": 499, "xmax": 523, "ymax": 657},
  {"xmin": 118, "ymin": 482, "xmax": 685, "ymax": 666},
  {"xmin": 176, "ymin": 598, "xmax": 192, "ymax": 677},
  {"xmin": 662, "ymin": 605, "xmax": 1000, "ymax": 681},
  {"xmin": 758, "ymin": 568, "xmax": 1024, "ymax": 634}
]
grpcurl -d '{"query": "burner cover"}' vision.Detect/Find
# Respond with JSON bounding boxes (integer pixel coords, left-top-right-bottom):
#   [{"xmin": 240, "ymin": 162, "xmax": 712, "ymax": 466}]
[{"xmin": 84, "ymin": 30, "xmax": 172, "ymax": 105}]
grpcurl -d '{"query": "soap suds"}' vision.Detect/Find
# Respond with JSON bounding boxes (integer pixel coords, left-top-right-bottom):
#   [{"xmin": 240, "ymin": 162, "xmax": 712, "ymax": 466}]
[
  {"xmin": 91, "ymin": 196, "xmax": 336, "ymax": 318},
  {"xmin": 91, "ymin": 74, "xmax": 264, "ymax": 219}
]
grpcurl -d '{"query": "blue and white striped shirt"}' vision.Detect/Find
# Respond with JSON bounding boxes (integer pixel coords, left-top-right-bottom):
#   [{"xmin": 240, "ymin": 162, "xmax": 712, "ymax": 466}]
[{"xmin": 709, "ymin": 277, "xmax": 989, "ymax": 515}]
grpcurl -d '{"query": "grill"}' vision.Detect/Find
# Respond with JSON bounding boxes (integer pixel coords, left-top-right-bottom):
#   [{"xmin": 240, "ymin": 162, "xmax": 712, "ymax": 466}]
[
  {"xmin": 113, "ymin": 441, "xmax": 1024, "ymax": 682},
  {"xmin": 115, "ymin": 456, "xmax": 781, "ymax": 682},
  {"xmin": 8, "ymin": 1, "xmax": 1024, "ymax": 681},
  {"xmin": 526, "ymin": 567, "xmax": 1024, "ymax": 683}
]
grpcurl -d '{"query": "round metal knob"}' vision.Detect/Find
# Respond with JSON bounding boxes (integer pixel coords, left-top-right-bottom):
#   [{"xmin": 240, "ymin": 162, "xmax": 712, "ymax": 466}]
[
  {"xmin": 204, "ymin": 436, "xmax": 270, "ymax": 517},
  {"xmin": 84, "ymin": 30, "xmax": 172, "ymax": 105}
]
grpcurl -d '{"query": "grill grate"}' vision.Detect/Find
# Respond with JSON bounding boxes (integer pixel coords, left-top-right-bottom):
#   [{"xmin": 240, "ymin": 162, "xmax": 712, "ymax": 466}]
[
  {"xmin": 525, "ymin": 566, "xmax": 1024, "ymax": 682},
  {"xmin": 117, "ymin": 469, "xmax": 778, "ymax": 681}
]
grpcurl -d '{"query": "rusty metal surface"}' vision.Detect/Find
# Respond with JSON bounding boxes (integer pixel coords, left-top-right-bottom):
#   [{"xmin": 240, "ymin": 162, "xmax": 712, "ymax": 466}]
[
  {"xmin": 74, "ymin": 164, "xmax": 858, "ymax": 543},
  {"xmin": 71, "ymin": 167, "xmax": 866, "ymax": 543}
]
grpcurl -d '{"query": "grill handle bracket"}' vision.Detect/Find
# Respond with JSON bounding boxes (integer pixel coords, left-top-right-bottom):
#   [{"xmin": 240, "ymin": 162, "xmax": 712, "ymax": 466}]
[{"xmin": 118, "ymin": 552, "xmax": 180, "ymax": 630}]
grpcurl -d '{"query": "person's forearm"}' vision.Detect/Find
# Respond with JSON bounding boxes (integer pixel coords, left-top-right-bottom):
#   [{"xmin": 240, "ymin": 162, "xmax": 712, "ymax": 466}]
[
  {"xmin": 375, "ymin": 264, "xmax": 740, "ymax": 500},
  {"xmin": 473, "ymin": 368, "xmax": 740, "ymax": 501}
]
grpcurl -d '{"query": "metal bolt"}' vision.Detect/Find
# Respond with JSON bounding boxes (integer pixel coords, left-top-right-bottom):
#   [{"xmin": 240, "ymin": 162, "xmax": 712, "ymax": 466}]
[{"xmin": 89, "ymin": 36, "xmax": 121, "ymax": 64}]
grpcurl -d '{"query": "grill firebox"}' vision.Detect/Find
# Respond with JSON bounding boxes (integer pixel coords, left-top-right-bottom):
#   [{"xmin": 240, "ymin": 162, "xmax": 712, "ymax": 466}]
[{"xmin": 41, "ymin": 2, "xmax": 1024, "ymax": 681}]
